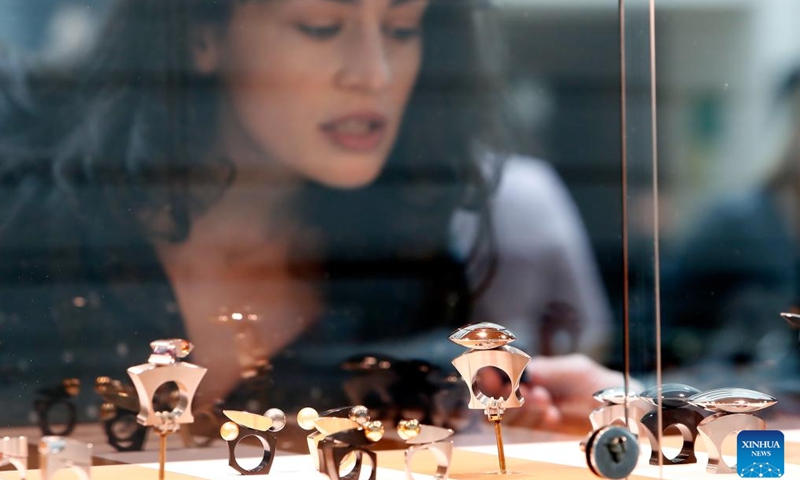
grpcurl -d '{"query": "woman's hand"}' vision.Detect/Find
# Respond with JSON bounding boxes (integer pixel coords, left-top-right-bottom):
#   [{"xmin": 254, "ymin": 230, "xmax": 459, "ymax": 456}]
[{"xmin": 504, "ymin": 354, "xmax": 638, "ymax": 433}]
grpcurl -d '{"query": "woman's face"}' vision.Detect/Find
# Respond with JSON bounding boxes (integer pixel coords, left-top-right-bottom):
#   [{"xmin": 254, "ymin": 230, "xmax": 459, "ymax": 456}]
[{"xmin": 202, "ymin": 0, "xmax": 429, "ymax": 189}]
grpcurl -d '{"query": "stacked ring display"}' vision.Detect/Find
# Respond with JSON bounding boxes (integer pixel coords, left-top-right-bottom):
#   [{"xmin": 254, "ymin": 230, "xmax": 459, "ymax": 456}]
[{"xmin": 220, "ymin": 409, "xmax": 286, "ymax": 475}]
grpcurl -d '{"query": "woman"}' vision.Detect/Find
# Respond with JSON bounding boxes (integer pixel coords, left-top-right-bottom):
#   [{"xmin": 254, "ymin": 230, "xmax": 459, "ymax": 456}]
[{"xmin": 0, "ymin": 0, "xmax": 618, "ymax": 431}]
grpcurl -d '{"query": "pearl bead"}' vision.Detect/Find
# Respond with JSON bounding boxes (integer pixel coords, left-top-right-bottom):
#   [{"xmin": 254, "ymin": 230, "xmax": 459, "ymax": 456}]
[
  {"xmin": 220, "ymin": 421, "xmax": 240, "ymax": 442},
  {"xmin": 297, "ymin": 407, "xmax": 319, "ymax": 431}
]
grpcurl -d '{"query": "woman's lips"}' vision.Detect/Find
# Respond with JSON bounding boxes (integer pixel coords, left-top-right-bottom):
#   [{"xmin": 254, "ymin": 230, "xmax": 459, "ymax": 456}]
[{"xmin": 321, "ymin": 113, "xmax": 387, "ymax": 152}]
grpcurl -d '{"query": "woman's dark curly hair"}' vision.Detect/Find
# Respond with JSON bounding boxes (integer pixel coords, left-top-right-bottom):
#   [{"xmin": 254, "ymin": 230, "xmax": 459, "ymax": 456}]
[{"xmin": 1, "ymin": 0, "xmax": 512, "ymax": 334}]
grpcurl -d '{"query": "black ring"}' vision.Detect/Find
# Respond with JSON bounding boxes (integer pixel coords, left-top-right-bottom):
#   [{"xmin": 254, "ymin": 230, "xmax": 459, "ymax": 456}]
[
  {"xmin": 320, "ymin": 439, "xmax": 377, "ymax": 480},
  {"xmin": 105, "ymin": 410, "xmax": 148, "ymax": 452},
  {"xmin": 226, "ymin": 426, "xmax": 277, "ymax": 475},
  {"xmin": 34, "ymin": 398, "xmax": 77, "ymax": 436}
]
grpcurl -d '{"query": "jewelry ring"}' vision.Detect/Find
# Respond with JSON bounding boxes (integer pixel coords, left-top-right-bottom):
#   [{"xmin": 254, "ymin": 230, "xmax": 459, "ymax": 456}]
[
  {"xmin": 0, "ymin": 436, "xmax": 28, "ymax": 478},
  {"xmin": 34, "ymin": 379, "xmax": 80, "ymax": 436},
  {"xmin": 406, "ymin": 441, "xmax": 453, "ymax": 480},
  {"xmin": 398, "ymin": 420, "xmax": 454, "ymax": 480},
  {"xmin": 320, "ymin": 438, "xmax": 377, "ymax": 480},
  {"xmin": 220, "ymin": 409, "xmax": 285, "ymax": 475},
  {"xmin": 38, "ymin": 436, "xmax": 91, "ymax": 480},
  {"xmin": 104, "ymin": 410, "xmax": 148, "ymax": 452}
]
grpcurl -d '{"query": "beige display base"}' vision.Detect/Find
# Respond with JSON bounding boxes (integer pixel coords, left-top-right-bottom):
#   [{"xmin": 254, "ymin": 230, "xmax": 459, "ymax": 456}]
[
  {"xmin": 0, "ymin": 455, "xmax": 649, "ymax": 480},
  {"xmin": 377, "ymin": 448, "xmax": 654, "ymax": 480},
  {"xmin": 0, "ymin": 464, "xmax": 198, "ymax": 480},
  {"xmin": 3, "ymin": 439, "xmax": 799, "ymax": 480}
]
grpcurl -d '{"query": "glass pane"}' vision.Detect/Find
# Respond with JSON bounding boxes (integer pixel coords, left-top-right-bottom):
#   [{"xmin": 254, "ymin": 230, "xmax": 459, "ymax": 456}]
[
  {"xmin": 656, "ymin": 0, "xmax": 800, "ymax": 477},
  {"xmin": 0, "ymin": 1, "xmax": 631, "ymax": 471}
]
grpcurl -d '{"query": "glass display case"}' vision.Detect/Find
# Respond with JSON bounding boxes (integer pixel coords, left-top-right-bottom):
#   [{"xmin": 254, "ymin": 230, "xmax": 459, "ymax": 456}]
[{"xmin": 1, "ymin": 0, "xmax": 798, "ymax": 479}]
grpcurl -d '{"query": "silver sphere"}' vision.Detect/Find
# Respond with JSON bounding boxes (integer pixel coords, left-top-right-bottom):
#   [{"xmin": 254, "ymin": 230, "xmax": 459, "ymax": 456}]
[
  {"xmin": 265, "ymin": 408, "xmax": 287, "ymax": 432},
  {"xmin": 348, "ymin": 405, "xmax": 370, "ymax": 426}
]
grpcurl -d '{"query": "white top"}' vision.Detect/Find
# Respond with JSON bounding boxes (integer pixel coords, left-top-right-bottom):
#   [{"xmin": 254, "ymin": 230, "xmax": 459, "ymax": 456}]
[{"xmin": 454, "ymin": 155, "xmax": 612, "ymax": 360}]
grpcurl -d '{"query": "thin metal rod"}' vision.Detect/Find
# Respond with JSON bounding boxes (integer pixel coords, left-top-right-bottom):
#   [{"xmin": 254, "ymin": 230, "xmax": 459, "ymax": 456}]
[
  {"xmin": 618, "ymin": 0, "xmax": 631, "ymax": 432},
  {"xmin": 492, "ymin": 419, "xmax": 507, "ymax": 474},
  {"xmin": 159, "ymin": 431, "xmax": 168, "ymax": 480},
  {"xmin": 648, "ymin": 0, "xmax": 664, "ymax": 474}
]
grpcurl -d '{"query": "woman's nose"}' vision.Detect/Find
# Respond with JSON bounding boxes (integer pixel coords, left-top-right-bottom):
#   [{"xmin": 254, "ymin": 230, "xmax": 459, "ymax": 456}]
[{"xmin": 336, "ymin": 25, "xmax": 391, "ymax": 93}]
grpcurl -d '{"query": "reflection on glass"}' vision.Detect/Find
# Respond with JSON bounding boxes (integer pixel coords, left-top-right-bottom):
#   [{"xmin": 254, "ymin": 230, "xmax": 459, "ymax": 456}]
[{"xmin": 0, "ymin": 0, "xmax": 623, "ymax": 438}]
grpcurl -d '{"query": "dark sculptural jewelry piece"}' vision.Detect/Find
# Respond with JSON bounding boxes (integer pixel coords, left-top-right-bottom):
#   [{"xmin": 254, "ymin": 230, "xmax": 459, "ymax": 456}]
[
  {"xmin": 220, "ymin": 409, "xmax": 286, "ymax": 475},
  {"xmin": 34, "ymin": 378, "xmax": 80, "ymax": 437},
  {"xmin": 96, "ymin": 376, "xmax": 148, "ymax": 452},
  {"xmin": 640, "ymin": 383, "xmax": 704, "ymax": 466}
]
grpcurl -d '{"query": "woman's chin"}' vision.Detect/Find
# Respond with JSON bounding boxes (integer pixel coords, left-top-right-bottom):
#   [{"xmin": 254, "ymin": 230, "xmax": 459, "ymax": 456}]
[{"xmin": 307, "ymin": 163, "xmax": 385, "ymax": 190}]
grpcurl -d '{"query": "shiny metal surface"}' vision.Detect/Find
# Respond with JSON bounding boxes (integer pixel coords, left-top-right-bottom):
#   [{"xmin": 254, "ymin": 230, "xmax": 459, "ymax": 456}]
[
  {"xmin": 448, "ymin": 322, "xmax": 516, "ymax": 350},
  {"xmin": 641, "ymin": 407, "xmax": 703, "ymax": 465},
  {"xmin": 397, "ymin": 421, "xmax": 454, "ymax": 445},
  {"xmin": 223, "ymin": 410, "xmax": 274, "ymax": 432},
  {"xmin": 451, "ymin": 345, "xmax": 530, "ymax": 411},
  {"xmin": 697, "ymin": 412, "xmax": 766, "ymax": 474},
  {"xmin": 640, "ymin": 383, "xmax": 701, "ymax": 408},
  {"xmin": 126, "ymin": 339, "xmax": 207, "ymax": 430},
  {"xmin": 405, "ymin": 441, "xmax": 453, "ymax": 480},
  {"xmin": 687, "ymin": 388, "xmax": 777, "ymax": 413},
  {"xmin": 780, "ymin": 312, "xmax": 800, "ymax": 328},
  {"xmin": 593, "ymin": 387, "xmax": 639, "ymax": 405}
]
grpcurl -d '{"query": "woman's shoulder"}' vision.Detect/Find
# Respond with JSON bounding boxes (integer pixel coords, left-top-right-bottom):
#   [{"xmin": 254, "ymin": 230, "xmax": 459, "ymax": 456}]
[{"xmin": 489, "ymin": 154, "xmax": 586, "ymax": 246}]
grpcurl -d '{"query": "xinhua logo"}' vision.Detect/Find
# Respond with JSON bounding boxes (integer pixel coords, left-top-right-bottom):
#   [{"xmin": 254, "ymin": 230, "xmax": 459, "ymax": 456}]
[{"xmin": 738, "ymin": 430, "xmax": 784, "ymax": 478}]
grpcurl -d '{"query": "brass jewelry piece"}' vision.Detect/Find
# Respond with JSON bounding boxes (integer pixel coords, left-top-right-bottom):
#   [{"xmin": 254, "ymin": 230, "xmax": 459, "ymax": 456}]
[
  {"xmin": 127, "ymin": 339, "xmax": 206, "ymax": 480},
  {"xmin": 450, "ymin": 322, "xmax": 531, "ymax": 474},
  {"xmin": 398, "ymin": 419, "xmax": 454, "ymax": 480},
  {"xmin": 689, "ymin": 388, "xmax": 777, "ymax": 474},
  {"xmin": 0, "ymin": 436, "xmax": 28, "ymax": 478},
  {"xmin": 95, "ymin": 376, "xmax": 148, "ymax": 452},
  {"xmin": 38, "ymin": 436, "xmax": 91, "ymax": 480},
  {"xmin": 34, "ymin": 378, "xmax": 80, "ymax": 436},
  {"xmin": 220, "ymin": 409, "xmax": 286, "ymax": 475}
]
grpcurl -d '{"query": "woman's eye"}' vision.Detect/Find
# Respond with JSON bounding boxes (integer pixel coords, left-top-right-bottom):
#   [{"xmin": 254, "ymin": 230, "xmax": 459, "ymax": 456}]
[
  {"xmin": 384, "ymin": 26, "xmax": 422, "ymax": 41},
  {"xmin": 296, "ymin": 24, "xmax": 341, "ymax": 40}
]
